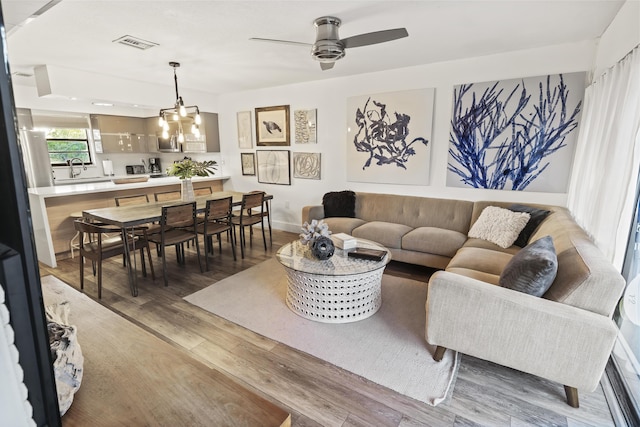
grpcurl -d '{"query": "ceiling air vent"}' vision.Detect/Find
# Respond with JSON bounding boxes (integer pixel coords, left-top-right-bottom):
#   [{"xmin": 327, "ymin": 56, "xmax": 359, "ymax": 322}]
[{"xmin": 113, "ymin": 35, "xmax": 158, "ymax": 50}]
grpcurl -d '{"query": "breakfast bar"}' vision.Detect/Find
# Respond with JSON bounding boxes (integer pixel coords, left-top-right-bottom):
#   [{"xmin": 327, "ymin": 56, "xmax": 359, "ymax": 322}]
[{"xmin": 27, "ymin": 175, "xmax": 229, "ymax": 267}]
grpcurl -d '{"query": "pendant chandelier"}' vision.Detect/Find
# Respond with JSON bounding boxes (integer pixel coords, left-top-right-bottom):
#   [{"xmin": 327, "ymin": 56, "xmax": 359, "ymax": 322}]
[{"xmin": 157, "ymin": 61, "xmax": 201, "ymax": 143}]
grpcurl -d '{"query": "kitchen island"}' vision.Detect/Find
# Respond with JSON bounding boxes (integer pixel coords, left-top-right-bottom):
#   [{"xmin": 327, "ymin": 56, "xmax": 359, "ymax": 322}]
[{"xmin": 28, "ymin": 175, "xmax": 229, "ymax": 267}]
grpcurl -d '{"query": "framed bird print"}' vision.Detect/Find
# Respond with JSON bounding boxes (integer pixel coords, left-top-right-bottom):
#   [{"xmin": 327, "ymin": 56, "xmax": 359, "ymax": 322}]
[{"xmin": 255, "ymin": 105, "xmax": 290, "ymax": 146}]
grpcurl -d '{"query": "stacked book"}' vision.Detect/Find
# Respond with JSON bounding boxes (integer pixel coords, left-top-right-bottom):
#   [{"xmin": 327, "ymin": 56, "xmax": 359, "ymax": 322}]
[{"xmin": 331, "ymin": 233, "xmax": 357, "ymax": 250}]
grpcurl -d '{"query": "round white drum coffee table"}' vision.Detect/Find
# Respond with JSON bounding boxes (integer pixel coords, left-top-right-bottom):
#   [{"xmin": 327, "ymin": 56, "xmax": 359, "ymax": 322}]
[{"xmin": 275, "ymin": 239, "xmax": 391, "ymax": 323}]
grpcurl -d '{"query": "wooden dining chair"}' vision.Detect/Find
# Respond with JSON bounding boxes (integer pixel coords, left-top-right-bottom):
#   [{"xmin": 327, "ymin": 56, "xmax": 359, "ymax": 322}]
[
  {"xmin": 147, "ymin": 202, "xmax": 203, "ymax": 287},
  {"xmin": 249, "ymin": 190, "xmax": 272, "ymax": 247},
  {"xmin": 154, "ymin": 190, "xmax": 181, "ymax": 202},
  {"xmin": 73, "ymin": 219, "xmax": 155, "ymax": 298},
  {"xmin": 115, "ymin": 194, "xmax": 150, "ymax": 206},
  {"xmin": 196, "ymin": 196, "xmax": 236, "ymax": 270},
  {"xmin": 231, "ymin": 191, "xmax": 267, "ymax": 259}
]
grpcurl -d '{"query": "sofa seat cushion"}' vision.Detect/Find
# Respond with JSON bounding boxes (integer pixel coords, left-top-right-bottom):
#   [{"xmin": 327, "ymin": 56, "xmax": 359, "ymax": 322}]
[
  {"xmin": 402, "ymin": 227, "xmax": 467, "ymax": 258},
  {"xmin": 352, "ymin": 221, "xmax": 412, "ymax": 249},
  {"xmin": 462, "ymin": 238, "xmax": 521, "ymax": 255},
  {"xmin": 445, "ymin": 267, "xmax": 502, "ymax": 285},
  {"xmin": 323, "ymin": 217, "xmax": 366, "ymax": 235},
  {"xmin": 447, "ymin": 247, "xmax": 514, "ymax": 277}
]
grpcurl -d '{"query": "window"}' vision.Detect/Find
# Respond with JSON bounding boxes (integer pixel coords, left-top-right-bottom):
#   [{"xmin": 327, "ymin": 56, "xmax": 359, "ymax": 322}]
[
  {"xmin": 45, "ymin": 128, "xmax": 92, "ymax": 166},
  {"xmin": 613, "ymin": 182, "xmax": 640, "ymax": 424}
]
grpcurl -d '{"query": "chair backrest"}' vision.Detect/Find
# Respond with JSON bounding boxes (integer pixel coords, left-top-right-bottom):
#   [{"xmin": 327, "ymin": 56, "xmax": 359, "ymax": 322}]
[
  {"xmin": 154, "ymin": 190, "xmax": 182, "ymax": 202},
  {"xmin": 194, "ymin": 187, "xmax": 213, "ymax": 197},
  {"xmin": 115, "ymin": 194, "xmax": 149, "ymax": 206},
  {"xmin": 161, "ymin": 202, "xmax": 196, "ymax": 231},
  {"xmin": 73, "ymin": 220, "xmax": 122, "ymax": 247},
  {"xmin": 242, "ymin": 191, "xmax": 264, "ymax": 212},
  {"xmin": 206, "ymin": 197, "xmax": 232, "ymax": 222}
]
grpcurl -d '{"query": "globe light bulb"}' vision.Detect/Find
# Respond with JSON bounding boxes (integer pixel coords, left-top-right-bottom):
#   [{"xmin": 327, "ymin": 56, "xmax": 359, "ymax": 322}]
[
  {"xmin": 179, "ymin": 105, "xmax": 187, "ymax": 117},
  {"xmin": 178, "ymin": 132, "xmax": 185, "ymax": 143},
  {"xmin": 162, "ymin": 129, "xmax": 169, "ymax": 139},
  {"xmin": 158, "ymin": 116, "xmax": 164, "ymax": 127},
  {"xmin": 195, "ymin": 113, "xmax": 202, "ymax": 125},
  {"xmin": 172, "ymin": 112, "xmax": 179, "ymax": 121}
]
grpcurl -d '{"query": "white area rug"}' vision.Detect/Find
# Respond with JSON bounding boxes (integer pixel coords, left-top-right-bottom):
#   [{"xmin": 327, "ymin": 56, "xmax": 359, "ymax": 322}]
[{"xmin": 184, "ymin": 258, "xmax": 459, "ymax": 405}]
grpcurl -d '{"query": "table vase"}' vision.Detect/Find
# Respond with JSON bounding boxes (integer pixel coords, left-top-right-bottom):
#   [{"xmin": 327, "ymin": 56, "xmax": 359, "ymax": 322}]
[{"xmin": 181, "ymin": 178, "xmax": 195, "ymax": 201}]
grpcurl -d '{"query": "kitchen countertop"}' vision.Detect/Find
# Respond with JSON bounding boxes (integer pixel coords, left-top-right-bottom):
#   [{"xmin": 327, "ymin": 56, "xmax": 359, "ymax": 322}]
[{"xmin": 28, "ymin": 175, "xmax": 230, "ymax": 198}]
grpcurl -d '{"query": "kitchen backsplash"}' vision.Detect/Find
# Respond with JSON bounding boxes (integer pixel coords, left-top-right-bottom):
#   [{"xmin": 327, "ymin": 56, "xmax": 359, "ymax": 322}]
[{"xmin": 52, "ymin": 152, "xmax": 225, "ymax": 181}]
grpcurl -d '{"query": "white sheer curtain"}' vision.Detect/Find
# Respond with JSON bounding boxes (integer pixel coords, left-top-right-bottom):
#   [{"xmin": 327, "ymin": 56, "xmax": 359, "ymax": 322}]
[{"xmin": 567, "ymin": 46, "xmax": 640, "ymax": 270}]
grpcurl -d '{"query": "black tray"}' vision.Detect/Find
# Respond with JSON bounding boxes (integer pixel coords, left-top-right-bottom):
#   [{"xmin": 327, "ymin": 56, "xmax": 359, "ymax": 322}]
[{"xmin": 347, "ymin": 247, "xmax": 387, "ymax": 262}]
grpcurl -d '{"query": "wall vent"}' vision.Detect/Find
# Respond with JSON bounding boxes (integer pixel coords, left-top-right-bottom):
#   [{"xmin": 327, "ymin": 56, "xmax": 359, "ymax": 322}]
[{"xmin": 113, "ymin": 35, "xmax": 158, "ymax": 50}]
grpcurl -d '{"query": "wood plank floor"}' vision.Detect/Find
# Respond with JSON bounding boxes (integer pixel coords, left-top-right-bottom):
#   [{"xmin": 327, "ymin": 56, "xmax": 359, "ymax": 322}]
[{"xmin": 39, "ymin": 229, "xmax": 616, "ymax": 427}]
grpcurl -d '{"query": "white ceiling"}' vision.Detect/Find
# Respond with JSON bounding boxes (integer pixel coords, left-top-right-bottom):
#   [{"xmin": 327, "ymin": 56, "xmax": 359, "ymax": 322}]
[{"xmin": 1, "ymin": 0, "xmax": 627, "ymax": 112}]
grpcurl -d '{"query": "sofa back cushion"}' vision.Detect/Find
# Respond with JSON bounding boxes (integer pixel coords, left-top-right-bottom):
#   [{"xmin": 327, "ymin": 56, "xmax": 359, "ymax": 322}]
[{"xmin": 355, "ymin": 192, "xmax": 474, "ymax": 234}]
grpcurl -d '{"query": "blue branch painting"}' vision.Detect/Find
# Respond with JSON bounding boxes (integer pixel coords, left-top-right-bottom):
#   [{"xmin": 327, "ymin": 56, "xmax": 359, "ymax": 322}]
[
  {"xmin": 448, "ymin": 73, "xmax": 583, "ymax": 192},
  {"xmin": 353, "ymin": 97, "xmax": 428, "ymax": 170}
]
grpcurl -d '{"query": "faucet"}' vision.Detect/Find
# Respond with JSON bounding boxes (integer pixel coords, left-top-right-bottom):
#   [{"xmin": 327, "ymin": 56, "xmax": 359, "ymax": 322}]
[{"xmin": 67, "ymin": 158, "xmax": 86, "ymax": 178}]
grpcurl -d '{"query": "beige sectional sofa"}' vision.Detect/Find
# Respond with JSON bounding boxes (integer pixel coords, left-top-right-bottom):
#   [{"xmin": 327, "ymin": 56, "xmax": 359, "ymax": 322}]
[{"xmin": 302, "ymin": 192, "xmax": 626, "ymax": 407}]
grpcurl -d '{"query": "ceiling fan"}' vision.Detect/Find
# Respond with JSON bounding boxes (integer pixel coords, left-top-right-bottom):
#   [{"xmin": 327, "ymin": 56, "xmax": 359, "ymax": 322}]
[{"xmin": 251, "ymin": 16, "xmax": 408, "ymax": 71}]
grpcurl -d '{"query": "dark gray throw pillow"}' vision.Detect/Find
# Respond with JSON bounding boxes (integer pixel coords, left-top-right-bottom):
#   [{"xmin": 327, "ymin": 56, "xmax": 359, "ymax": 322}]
[
  {"xmin": 323, "ymin": 190, "xmax": 356, "ymax": 218},
  {"xmin": 499, "ymin": 235, "xmax": 557, "ymax": 297},
  {"xmin": 509, "ymin": 204, "xmax": 551, "ymax": 247}
]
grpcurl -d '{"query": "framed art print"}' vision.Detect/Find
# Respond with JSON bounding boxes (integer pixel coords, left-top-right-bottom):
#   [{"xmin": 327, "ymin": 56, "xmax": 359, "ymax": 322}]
[
  {"xmin": 293, "ymin": 152, "xmax": 321, "ymax": 179},
  {"xmin": 241, "ymin": 152, "xmax": 255, "ymax": 176},
  {"xmin": 256, "ymin": 150, "xmax": 291, "ymax": 185},
  {"xmin": 294, "ymin": 109, "xmax": 317, "ymax": 143},
  {"xmin": 255, "ymin": 105, "xmax": 290, "ymax": 146},
  {"xmin": 237, "ymin": 111, "xmax": 253, "ymax": 149}
]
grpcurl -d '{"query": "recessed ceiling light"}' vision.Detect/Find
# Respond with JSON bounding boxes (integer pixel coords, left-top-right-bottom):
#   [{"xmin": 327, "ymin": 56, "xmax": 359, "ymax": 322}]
[{"xmin": 92, "ymin": 102, "xmax": 113, "ymax": 107}]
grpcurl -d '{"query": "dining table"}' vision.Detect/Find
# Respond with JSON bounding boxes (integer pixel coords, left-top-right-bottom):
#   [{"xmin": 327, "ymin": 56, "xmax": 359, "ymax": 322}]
[{"xmin": 82, "ymin": 190, "xmax": 273, "ymax": 296}]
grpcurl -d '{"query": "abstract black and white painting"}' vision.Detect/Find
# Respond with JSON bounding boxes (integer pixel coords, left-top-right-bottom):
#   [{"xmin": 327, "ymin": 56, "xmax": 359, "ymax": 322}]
[
  {"xmin": 447, "ymin": 72, "xmax": 585, "ymax": 192},
  {"xmin": 346, "ymin": 89, "xmax": 434, "ymax": 185},
  {"xmin": 256, "ymin": 150, "xmax": 291, "ymax": 185},
  {"xmin": 293, "ymin": 152, "xmax": 321, "ymax": 180},
  {"xmin": 294, "ymin": 109, "xmax": 317, "ymax": 143}
]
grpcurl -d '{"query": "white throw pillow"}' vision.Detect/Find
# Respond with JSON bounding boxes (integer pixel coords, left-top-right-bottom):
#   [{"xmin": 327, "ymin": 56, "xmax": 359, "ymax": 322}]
[{"xmin": 468, "ymin": 206, "xmax": 531, "ymax": 249}]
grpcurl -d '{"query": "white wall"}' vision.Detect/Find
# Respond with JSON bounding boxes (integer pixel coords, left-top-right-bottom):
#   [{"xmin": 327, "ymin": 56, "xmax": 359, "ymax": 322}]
[
  {"xmin": 594, "ymin": 0, "xmax": 640, "ymax": 78},
  {"xmin": 218, "ymin": 40, "xmax": 597, "ymax": 232}
]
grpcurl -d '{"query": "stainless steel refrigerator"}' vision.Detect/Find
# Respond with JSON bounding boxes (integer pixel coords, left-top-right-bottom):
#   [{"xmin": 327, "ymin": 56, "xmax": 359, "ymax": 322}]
[{"xmin": 18, "ymin": 130, "xmax": 54, "ymax": 188}]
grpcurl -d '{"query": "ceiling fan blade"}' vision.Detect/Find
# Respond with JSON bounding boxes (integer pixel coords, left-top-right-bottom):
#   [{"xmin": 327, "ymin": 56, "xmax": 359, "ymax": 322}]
[
  {"xmin": 249, "ymin": 37, "xmax": 311, "ymax": 47},
  {"xmin": 341, "ymin": 28, "xmax": 408, "ymax": 49},
  {"xmin": 320, "ymin": 62, "xmax": 335, "ymax": 71}
]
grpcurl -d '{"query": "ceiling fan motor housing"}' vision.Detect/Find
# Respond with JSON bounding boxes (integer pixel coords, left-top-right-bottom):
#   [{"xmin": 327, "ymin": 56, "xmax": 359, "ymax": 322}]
[{"xmin": 312, "ymin": 16, "xmax": 345, "ymax": 62}]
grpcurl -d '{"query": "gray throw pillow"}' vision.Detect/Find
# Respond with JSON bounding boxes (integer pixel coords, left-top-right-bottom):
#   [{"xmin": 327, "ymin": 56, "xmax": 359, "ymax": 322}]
[{"xmin": 499, "ymin": 235, "xmax": 557, "ymax": 297}]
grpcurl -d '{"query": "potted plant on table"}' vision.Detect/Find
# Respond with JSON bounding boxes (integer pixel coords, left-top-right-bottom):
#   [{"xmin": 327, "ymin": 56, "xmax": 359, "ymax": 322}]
[{"xmin": 166, "ymin": 158, "xmax": 217, "ymax": 201}]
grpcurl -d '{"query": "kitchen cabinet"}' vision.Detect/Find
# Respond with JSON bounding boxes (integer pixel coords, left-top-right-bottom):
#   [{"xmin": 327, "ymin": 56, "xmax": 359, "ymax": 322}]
[
  {"xmin": 91, "ymin": 114, "xmax": 150, "ymax": 153},
  {"xmin": 199, "ymin": 112, "xmax": 220, "ymax": 153}
]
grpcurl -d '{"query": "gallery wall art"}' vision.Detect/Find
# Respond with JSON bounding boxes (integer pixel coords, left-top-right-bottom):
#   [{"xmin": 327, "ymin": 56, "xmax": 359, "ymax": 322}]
[
  {"xmin": 256, "ymin": 150, "xmax": 291, "ymax": 185},
  {"xmin": 294, "ymin": 109, "xmax": 317, "ymax": 143},
  {"xmin": 241, "ymin": 152, "xmax": 255, "ymax": 176},
  {"xmin": 447, "ymin": 72, "xmax": 585, "ymax": 193},
  {"xmin": 237, "ymin": 111, "xmax": 253, "ymax": 149},
  {"xmin": 293, "ymin": 152, "xmax": 321, "ymax": 180},
  {"xmin": 346, "ymin": 88, "xmax": 434, "ymax": 185},
  {"xmin": 255, "ymin": 105, "xmax": 290, "ymax": 146}
]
